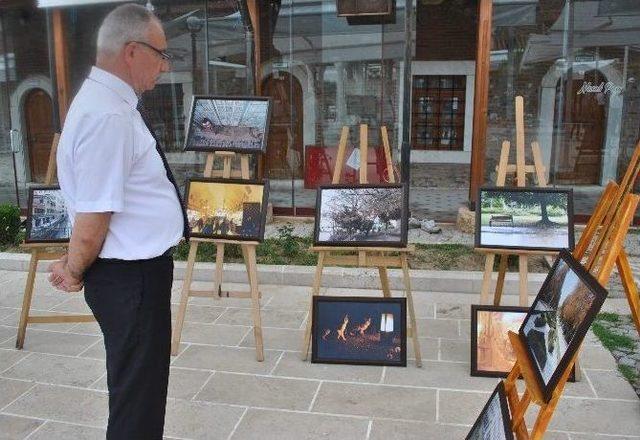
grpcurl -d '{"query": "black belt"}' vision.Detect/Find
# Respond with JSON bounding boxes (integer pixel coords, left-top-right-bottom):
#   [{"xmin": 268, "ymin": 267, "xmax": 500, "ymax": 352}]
[
  {"xmin": 161, "ymin": 246, "xmax": 177, "ymax": 258},
  {"xmin": 97, "ymin": 246, "xmax": 177, "ymax": 263}
]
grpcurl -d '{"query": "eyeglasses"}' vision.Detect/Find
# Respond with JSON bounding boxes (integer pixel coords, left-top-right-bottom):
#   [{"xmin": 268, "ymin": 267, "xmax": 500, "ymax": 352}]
[{"xmin": 128, "ymin": 40, "xmax": 173, "ymax": 61}]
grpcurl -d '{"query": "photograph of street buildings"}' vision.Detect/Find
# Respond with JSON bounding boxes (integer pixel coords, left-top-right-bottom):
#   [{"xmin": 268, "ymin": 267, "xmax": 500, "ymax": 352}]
[{"xmin": 27, "ymin": 188, "xmax": 71, "ymax": 242}]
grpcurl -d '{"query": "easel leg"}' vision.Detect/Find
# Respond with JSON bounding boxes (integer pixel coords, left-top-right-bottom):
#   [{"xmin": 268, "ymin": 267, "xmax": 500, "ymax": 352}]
[
  {"xmin": 401, "ymin": 255, "xmax": 422, "ymax": 367},
  {"xmin": 494, "ymin": 255, "xmax": 508, "ymax": 306},
  {"xmin": 480, "ymin": 254, "xmax": 496, "ymax": 305},
  {"xmin": 302, "ymin": 251, "xmax": 325, "ymax": 361},
  {"xmin": 171, "ymin": 243, "xmax": 198, "ymax": 356},
  {"xmin": 16, "ymin": 250, "xmax": 38, "ymax": 349},
  {"xmin": 213, "ymin": 243, "xmax": 225, "ymax": 299},
  {"xmin": 518, "ymin": 255, "xmax": 528, "ymax": 307},
  {"xmin": 242, "ymin": 244, "xmax": 264, "ymax": 362},
  {"xmin": 617, "ymin": 250, "xmax": 640, "ymax": 337},
  {"xmin": 378, "ymin": 254, "xmax": 392, "ymax": 297}
]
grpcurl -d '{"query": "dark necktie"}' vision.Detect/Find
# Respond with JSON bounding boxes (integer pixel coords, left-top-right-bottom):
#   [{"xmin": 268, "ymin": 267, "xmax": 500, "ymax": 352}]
[{"xmin": 137, "ymin": 103, "xmax": 190, "ymax": 241}]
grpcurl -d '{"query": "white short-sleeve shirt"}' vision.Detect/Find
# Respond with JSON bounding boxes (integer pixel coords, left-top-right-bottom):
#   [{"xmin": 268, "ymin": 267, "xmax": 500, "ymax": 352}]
[{"xmin": 57, "ymin": 66, "xmax": 184, "ymax": 260}]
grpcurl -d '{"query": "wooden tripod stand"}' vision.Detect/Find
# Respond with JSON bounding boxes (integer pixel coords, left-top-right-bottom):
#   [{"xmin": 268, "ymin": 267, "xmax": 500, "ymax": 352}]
[
  {"xmin": 171, "ymin": 151, "xmax": 264, "ymax": 361},
  {"xmin": 16, "ymin": 133, "xmax": 96, "ymax": 349},
  {"xmin": 300, "ymin": 124, "xmax": 423, "ymax": 367},
  {"xmin": 502, "ymin": 191, "xmax": 639, "ymax": 440},
  {"xmin": 478, "ymin": 96, "xmax": 552, "ymax": 307}
]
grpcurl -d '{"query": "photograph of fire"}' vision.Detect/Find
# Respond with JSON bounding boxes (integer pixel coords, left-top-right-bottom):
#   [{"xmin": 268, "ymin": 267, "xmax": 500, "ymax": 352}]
[
  {"xmin": 471, "ymin": 305, "xmax": 528, "ymax": 377},
  {"xmin": 184, "ymin": 96, "xmax": 271, "ymax": 153},
  {"xmin": 476, "ymin": 187, "xmax": 574, "ymax": 251},
  {"xmin": 311, "ymin": 296, "xmax": 406, "ymax": 366},
  {"xmin": 315, "ymin": 184, "xmax": 408, "ymax": 247},
  {"xmin": 185, "ymin": 178, "xmax": 268, "ymax": 241},
  {"xmin": 25, "ymin": 187, "xmax": 72, "ymax": 243},
  {"xmin": 520, "ymin": 250, "xmax": 608, "ymax": 401},
  {"xmin": 466, "ymin": 382, "xmax": 514, "ymax": 440}
]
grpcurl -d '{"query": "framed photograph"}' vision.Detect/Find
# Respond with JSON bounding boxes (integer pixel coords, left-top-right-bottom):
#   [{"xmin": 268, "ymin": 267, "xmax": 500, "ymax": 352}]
[
  {"xmin": 519, "ymin": 250, "xmax": 608, "ymax": 402},
  {"xmin": 314, "ymin": 183, "xmax": 409, "ymax": 247},
  {"xmin": 475, "ymin": 187, "xmax": 574, "ymax": 252},
  {"xmin": 465, "ymin": 382, "xmax": 514, "ymax": 440},
  {"xmin": 184, "ymin": 95, "xmax": 272, "ymax": 153},
  {"xmin": 25, "ymin": 186, "xmax": 72, "ymax": 243},
  {"xmin": 311, "ymin": 296, "xmax": 406, "ymax": 366},
  {"xmin": 471, "ymin": 305, "xmax": 529, "ymax": 378},
  {"xmin": 185, "ymin": 178, "xmax": 269, "ymax": 242}
]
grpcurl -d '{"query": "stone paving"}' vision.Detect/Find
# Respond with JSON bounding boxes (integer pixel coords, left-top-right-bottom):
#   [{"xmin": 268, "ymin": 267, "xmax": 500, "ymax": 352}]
[{"xmin": 0, "ymin": 270, "xmax": 638, "ymax": 440}]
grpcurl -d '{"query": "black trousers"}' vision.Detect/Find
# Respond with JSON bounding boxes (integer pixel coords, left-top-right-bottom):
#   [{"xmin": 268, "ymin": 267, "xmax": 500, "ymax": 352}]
[{"xmin": 84, "ymin": 255, "xmax": 173, "ymax": 440}]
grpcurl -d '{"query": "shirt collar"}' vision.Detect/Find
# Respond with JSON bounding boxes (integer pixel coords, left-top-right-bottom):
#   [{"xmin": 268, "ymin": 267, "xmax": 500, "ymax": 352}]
[{"xmin": 88, "ymin": 66, "xmax": 139, "ymax": 109}]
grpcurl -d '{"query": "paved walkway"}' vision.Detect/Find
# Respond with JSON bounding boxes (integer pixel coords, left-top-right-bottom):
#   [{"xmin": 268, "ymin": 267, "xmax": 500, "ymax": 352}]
[{"xmin": 0, "ymin": 270, "xmax": 638, "ymax": 439}]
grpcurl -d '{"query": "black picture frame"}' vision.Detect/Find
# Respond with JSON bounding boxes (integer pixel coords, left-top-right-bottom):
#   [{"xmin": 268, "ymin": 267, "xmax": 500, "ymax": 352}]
[
  {"xmin": 313, "ymin": 183, "xmax": 409, "ymax": 248},
  {"xmin": 519, "ymin": 250, "xmax": 608, "ymax": 403},
  {"xmin": 475, "ymin": 186, "xmax": 575, "ymax": 252},
  {"xmin": 184, "ymin": 177, "xmax": 269, "ymax": 242},
  {"xmin": 25, "ymin": 186, "xmax": 72, "ymax": 244},
  {"xmin": 471, "ymin": 305, "xmax": 530, "ymax": 378},
  {"xmin": 465, "ymin": 382, "xmax": 514, "ymax": 440},
  {"xmin": 311, "ymin": 296, "xmax": 407, "ymax": 367},
  {"xmin": 183, "ymin": 95, "xmax": 272, "ymax": 154}
]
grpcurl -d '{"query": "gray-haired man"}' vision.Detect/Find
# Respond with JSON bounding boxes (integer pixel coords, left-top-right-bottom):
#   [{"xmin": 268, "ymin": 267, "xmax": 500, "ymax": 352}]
[{"xmin": 49, "ymin": 4, "xmax": 188, "ymax": 438}]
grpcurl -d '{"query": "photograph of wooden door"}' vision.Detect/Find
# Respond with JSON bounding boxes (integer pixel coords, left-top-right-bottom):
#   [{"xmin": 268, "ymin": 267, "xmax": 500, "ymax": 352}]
[
  {"xmin": 262, "ymin": 71, "xmax": 304, "ymax": 179},
  {"xmin": 554, "ymin": 71, "xmax": 606, "ymax": 185},
  {"xmin": 24, "ymin": 88, "xmax": 54, "ymax": 183}
]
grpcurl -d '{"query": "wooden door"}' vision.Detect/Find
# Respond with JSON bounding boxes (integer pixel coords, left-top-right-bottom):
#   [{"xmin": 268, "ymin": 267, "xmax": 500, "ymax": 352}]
[
  {"xmin": 262, "ymin": 72, "xmax": 304, "ymax": 179},
  {"xmin": 554, "ymin": 71, "xmax": 606, "ymax": 185},
  {"xmin": 24, "ymin": 89, "xmax": 54, "ymax": 183}
]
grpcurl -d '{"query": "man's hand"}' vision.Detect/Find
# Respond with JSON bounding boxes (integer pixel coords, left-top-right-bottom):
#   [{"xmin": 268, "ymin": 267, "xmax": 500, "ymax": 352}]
[{"xmin": 48, "ymin": 256, "xmax": 84, "ymax": 292}]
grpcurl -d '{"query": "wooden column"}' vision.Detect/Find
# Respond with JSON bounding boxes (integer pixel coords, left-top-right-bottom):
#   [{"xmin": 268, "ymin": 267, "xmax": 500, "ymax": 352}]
[
  {"xmin": 52, "ymin": 9, "xmax": 70, "ymax": 125},
  {"xmin": 246, "ymin": 0, "xmax": 264, "ymax": 179},
  {"xmin": 469, "ymin": 0, "xmax": 493, "ymax": 207}
]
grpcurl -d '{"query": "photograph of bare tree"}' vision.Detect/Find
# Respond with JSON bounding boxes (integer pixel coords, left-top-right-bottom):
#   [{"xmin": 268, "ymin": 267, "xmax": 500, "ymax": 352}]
[
  {"xmin": 184, "ymin": 96, "xmax": 271, "ymax": 153},
  {"xmin": 25, "ymin": 186, "xmax": 72, "ymax": 243},
  {"xmin": 311, "ymin": 296, "xmax": 406, "ymax": 366},
  {"xmin": 185, "ymin": 178, "xmax": 268, "ymax": 241},
  {"xmin": 314, "ymin": 183, "xmax": 408, "ymax": 247},
  {"xmin": 466, "ymin": 382, "xmax": 513, "ymax": 440},
  {"xmin": 520, "ymin": 250, "xmax": 608, "ymax": 402},
  {"xmin": 476, "ymin": 187, "xmax": 574, "ymax": 251}
]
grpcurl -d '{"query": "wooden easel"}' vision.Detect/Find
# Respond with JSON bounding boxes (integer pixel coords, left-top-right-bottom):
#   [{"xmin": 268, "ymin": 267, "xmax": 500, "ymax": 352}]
[
  {"xmin": 573, "ymin": 141, "xmax": 640, "ymax": 337},
  {"xmin": 171, "ymin": 151, "xmax": 264, "ymax": 361},
  {"xmin": 16, "ymin": 133, "xmax": 96, "ymax": 349},
  {"xmin": 502, "ymin": 191, "xmax": 639, "ymax": 440},
  {"xmin": 300, "ymin": 124, "xmax": 423, "ymax": 367},
  {"xmin": 478, "ymin": 96, "xmax": 551, "ymax": 307}
]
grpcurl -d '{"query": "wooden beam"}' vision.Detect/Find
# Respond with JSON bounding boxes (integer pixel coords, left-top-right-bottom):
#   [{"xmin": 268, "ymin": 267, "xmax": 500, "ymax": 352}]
[
  {"xmin": 52, "ymin": 9, "xmax": 70, "ymax": 125},
  {"xmin": 469, "ymin": 0, "xmax": 493, "ymax": 207},
  {"xmin": 246, "ymin": 0, "xmax": 263, "ymax": 178}
]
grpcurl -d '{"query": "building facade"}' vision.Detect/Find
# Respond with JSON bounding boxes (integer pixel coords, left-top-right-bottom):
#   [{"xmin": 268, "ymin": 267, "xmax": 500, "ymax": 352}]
[{"xmin": 0, "ymin": 0, "xmax": 638, "ymax": 221}]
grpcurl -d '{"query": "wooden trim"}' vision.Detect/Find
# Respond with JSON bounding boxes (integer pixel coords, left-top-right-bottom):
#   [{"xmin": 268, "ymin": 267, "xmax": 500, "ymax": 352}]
[
  {"xmin": 52, "ymin": 9, "xmax": 70, "ymax": 125},
  {"xmin": 469, "ymin": 0, "xmax": 493, "ymax": 206}
]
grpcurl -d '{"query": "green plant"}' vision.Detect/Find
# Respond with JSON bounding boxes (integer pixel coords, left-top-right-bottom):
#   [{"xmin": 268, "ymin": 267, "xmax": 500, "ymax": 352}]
[
  {"xmin": 276, "ymin": 223, "xmax": 299, "ymax": 257},
  {"xmin": 618, "ymin": 364, "xmax": 639, "ymax": 384},
  {"xmin": 0, "ymin": 204, "xmax": 21, "ymax": 246},
  {"xmin": 596, "ymin": 312, "xmax": 620, "ymax": 323},
  {"xmin": 591, "ymin": 322, "xmax": 636, "ymax": 351}
]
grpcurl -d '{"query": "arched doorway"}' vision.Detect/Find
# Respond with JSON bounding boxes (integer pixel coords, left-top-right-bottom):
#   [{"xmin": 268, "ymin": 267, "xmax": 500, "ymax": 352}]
[
  {"xmin": 553, "ymin": 70, "xmax": 607, "ymax": 185},
  {"xmin": 262, "ymin": 71, "xmax": 304, "ymax": 179},
  {"xmin": 24, "ymin": 88, "xmax": 54, "ymax": 183}
]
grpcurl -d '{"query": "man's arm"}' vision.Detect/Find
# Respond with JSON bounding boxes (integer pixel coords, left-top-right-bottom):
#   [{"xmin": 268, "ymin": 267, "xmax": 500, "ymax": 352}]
[{"xmin": 49, "ymin": 212, "xmax": 111, "ymax": 292}]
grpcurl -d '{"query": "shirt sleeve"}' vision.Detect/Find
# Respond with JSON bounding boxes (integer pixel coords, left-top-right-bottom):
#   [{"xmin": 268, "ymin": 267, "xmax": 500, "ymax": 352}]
[{"xmin": 72, "ymin": 112, "xmax": 134, "ymax": 213}]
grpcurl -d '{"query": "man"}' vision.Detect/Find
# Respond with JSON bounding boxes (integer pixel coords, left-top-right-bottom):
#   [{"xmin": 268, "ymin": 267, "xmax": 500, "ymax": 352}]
[{"xmin": 48, "ymin": 4, "xmax": 188, "ymax": 439}]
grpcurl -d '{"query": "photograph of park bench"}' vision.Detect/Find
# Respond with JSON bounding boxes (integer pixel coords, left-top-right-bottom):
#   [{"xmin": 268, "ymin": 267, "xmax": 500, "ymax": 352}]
[
  {"xmin": 25, "ymin": 186, "xmax": 72, "ymax": 243},
  {"xmin": 185, "ymin": 178, "xmax": 268, "ymax": 241},
  {"xmin": 520, "ymin": 250, "xmax": 608, "ymax": 402},
  {"xmin": 465, "ymin": 382, "xmax": 514, "ymax": 440},
  {"xmin": 184, "ymin": 96, "xmax": 271, "ymax": 153},
  {"xmin": 475, "ymin": 187, "xmax": 574, "ymax": 251},
  {"xmin": 311, "ymin": 296, "xmax": 406, "ymax": 366},
  {"xmin": 314, "ymin": 183, "xmax": 408, "ymax": 247}
]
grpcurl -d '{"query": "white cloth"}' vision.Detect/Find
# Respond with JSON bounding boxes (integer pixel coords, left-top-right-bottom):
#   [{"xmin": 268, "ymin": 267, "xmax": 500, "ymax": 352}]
[{"xmin": 57, "ymin": 66, "xmax": 183, "ymax": 260}]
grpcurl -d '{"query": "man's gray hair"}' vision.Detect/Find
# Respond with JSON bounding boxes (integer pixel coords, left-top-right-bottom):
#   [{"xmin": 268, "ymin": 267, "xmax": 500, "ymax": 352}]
[{"xmin": 97, "ymin": 3, "xmax": 160, "ymax": 55}]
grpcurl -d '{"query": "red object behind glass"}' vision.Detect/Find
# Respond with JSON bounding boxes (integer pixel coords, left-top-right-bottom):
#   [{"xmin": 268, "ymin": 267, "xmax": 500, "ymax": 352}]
[{"xmin": 304, "ymin": 145, "xmax": 391, "ymax": 189}]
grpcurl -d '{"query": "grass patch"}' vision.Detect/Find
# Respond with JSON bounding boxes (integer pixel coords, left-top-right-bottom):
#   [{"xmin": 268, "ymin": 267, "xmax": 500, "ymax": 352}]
[
  {"xmin": 596, "ymin": 312, "xmax": 620, "ymax": 323},
  {"xmin": 591, "ymin": 322, "xmax": 636, "ymax": 351},
  {"xmin": 618, "ymin": 364, "xmax": 639, "ymax": 383}
]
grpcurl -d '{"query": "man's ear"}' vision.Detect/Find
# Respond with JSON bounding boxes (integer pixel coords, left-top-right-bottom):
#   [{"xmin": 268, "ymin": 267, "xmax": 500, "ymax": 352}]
[{"xmin": 122, "ymin": 43, "xmax": 136, "ymax": 66}]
